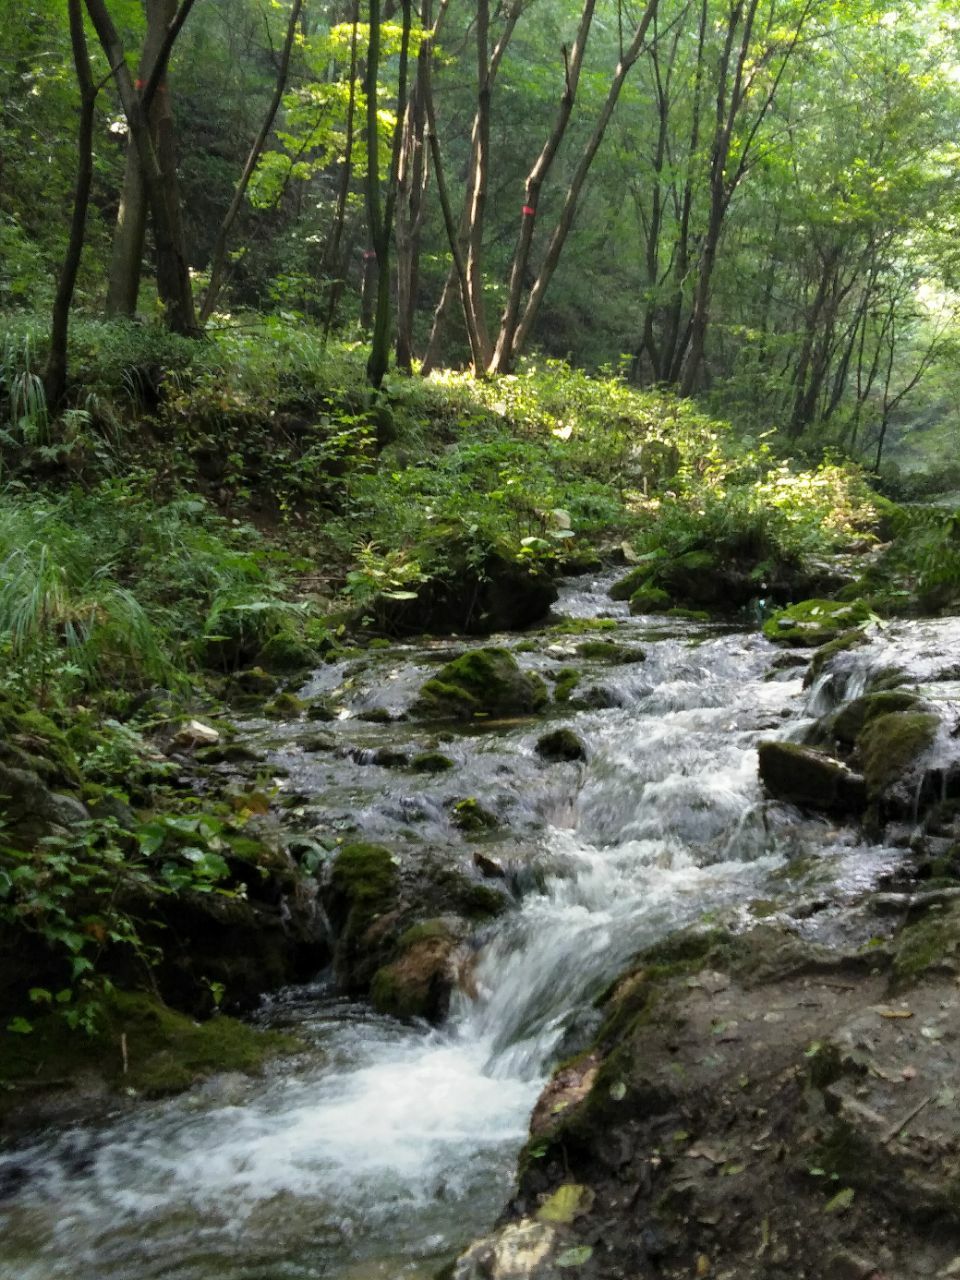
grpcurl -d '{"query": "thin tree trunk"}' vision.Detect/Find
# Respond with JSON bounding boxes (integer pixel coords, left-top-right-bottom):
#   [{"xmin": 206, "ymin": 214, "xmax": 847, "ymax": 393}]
[
  {"xmin": 489, "ymin": 0, "xmax": 596, "ymax": 373},
  {"xmin": 200, "ymin": 0, "xmax": 304, "ymax": 323},
  {"xmin": 495, "ymin": 0, "xmax": 659, "ymax": 372},
  {"xmin": 44, "ymin": 0, "xmax": 97, "ymax": 409},
  {"xmin": 85, "ymin": 0, "xmax": 198, "ymax": 335},
  {"xmin": 323, "ymin": 0, "xmax": 361, "ymax": 337}
]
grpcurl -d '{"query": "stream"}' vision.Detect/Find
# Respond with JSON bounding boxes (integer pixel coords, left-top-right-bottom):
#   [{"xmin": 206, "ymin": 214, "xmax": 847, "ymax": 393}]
[{"xmin": 0, "ymin": 574, "xmax": 923, "ymax": 1280}]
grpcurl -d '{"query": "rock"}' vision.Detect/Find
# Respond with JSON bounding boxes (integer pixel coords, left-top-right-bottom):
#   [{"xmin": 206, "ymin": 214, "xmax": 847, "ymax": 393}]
[
  {"xmin": 411, "ymin": 751, "xmax": 455, "ymax": 773},
  {"xmin": 763, "ymin": 599, "xmax": 872, "ymax": 648},
  {"xmin": 233, "ymin": 667, "xmax": 278, "ymax": 696},
  {"xmin": 372, "ymin": 748, "xmax": 409, "ymax": 768},
  {"xmin": 306, "ymin": 698, "xmax": 337, "ymax": 722},
  {"xmin": 630, "ymin": 585, "xmax": 673, "ymax": 614},
  {"xmin": 370, "ymin": 920, "xmax": 457, "ymax": 1023},
  {"xmin": 803, "ymin": 629, "xmax": 871, "ymax": 687},
  {"xmin": 415, "ymin": 647, "xmax": 548, "ymax": 720},
  {"xmin": 758, "ymin": 741, "xmax": 866, "ymax": 815},
  {"xmin": 576, "ymin": 640, "xmax": 645, "ymax": 664},
  {"xmin": 610, "ymin": 565, "xmax": 654, "ymax": 601},
  {"xmin": 325, "ymin": 842, "xmax": 400, "ymax": 993},
  {"xmin": 171, "ymin": 720, "xmax": 220, "ymax": 750},
  {"xmin": 256, "ymin": 632, "xmax": 318, "ymax": 674},
  {"xmin": 552, "ymin": 668, "xmax": 581, "ymax": 703},
  {"xmin": 474, "ymin": 851, "xmax": 506, "ymax": 879},
  {"xmin": 195, "ymin": 742, "xmax": 263, "ymax": 765},
  {"xmin": 856, "ymin": 710, "xmax": 940, "ymax": 813},
  {"xmin": 362, "ymin": 550, "xmax": 558, "ymax": 637},
  {"xmin": 450, "ymin": 798, "xmax": 498, "ymax": 832},
  {"xmin": 0, "ymin": 761, "xmax": 89, "ymax": 848},
  {"xmin": 831, "ymin": 691, "xmax": 923, "ymax": 747},
  {"xmin": 263, "ymin": 693, "xmax": 306, "ymax": 719},
  {"xmin": 453, "ymin": 1221, "xmax": 559, "ymax": 1280},
  {"xmin": 537, "ymin": 728, "xmax": 587, "ymax": 763}
]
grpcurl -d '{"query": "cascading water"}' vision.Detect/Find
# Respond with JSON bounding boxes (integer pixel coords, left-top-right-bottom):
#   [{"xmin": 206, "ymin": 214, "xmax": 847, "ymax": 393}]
[{"xmin": 0, "ymin": 578, "xmax": 927, "ymax": 1280}]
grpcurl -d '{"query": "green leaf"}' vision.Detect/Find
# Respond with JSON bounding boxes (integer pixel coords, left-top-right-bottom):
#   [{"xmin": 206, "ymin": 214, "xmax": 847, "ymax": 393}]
[
  {"xmin": 7, "ymin": 1017, "xmax": 33, "ymax": 1034},
  {"xmin": 557, "ymin": 1246, "xmax": 593, "ymax": 1268}
]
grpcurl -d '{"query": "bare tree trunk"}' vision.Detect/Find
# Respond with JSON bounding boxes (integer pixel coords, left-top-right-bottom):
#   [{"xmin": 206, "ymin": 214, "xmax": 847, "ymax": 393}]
[
  {"xmin": 323, "ymin": 0, "xmax": 361, "ymax": 337},
  {"xmin": 86, "ymin": 0, "xmax": 198, "ymax": 335},
  {"xmin": 489, "ymin": 0, "xmax": 596, "ymax": 373},
  {"xmin": 44, "ymin": 0, "xmax": 97, "ymax": 409},
  {"xmin": 365, "ymin": 0, "xmax": 412, "ymax": 387},
  {"xmin": 200, "ymin": 0, "xmax": 304, "ymax": 323},
  {"xmin": 494, "ymin": 0, "xmax": 659, "ymax": 372}
]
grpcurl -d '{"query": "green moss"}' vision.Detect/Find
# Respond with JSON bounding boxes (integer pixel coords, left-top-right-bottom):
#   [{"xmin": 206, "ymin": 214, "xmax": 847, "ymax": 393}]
[
  {"xmin": 306, "ymin": 699, "xmax": 337, "ymax": 722},
  {"xmin": 553, "ymin": 668, "xmax": 582, "ymax": 702},
  {"xmin": 399, "ymin": 919, "xmax": 452, "ymax": 948},
  {"xmin": 263, "ymin": 692, "xmax": 306, "ymax": 718},
  {"xmin": 195, "ymin": 742, "xmax": 263, "ymax": 765},
  {"xmin": 459, "ymin": 881, "xmax": 510, "ymax": 918},
  {"xmin": 609, "ymin": 566, "xmax": 651, "ymax": 601},
  {"xmin": 410, "ymin": 751, "xmax": 455, "ymax": 773},
  {"xmin": 763, "ymin": 598, "xmax": 872, "ymax": 648},
  {"xmin": 0, "ymin": 699, "xmax": 81, "ymax": 787},
  {"xmin": 629, "ymin": 585, "xmax": 672, "ymax": 614},
  {"xmin": 857, "ymin": 711, "xmax": 938, "ymax": 797},
  {"xmin": 832, "ymin": 691, "xmax": 922, "ymax": 746},
  {"xmin": 256, "ymin": 632, "xmax": 318, "ymax": 674},
  {"xmin": 233, "ymin": 666, "xmax": 278, "ymax": 696},
  {"xmin": 665, "ymin": 607, "xmax": 710, "ymax": 621},
  {"xmin": 550, "ymin": 617, "xmax": 618, "ymax": 635},
  {"xmin": 892, "ymin": 904, "xmax": 960, "ymax": 985},
  {"xmin": 576, "ymin": 640, "xmax": 645, "ymax": 664},
  {"xmin": 330, "ymin": 842, "xmax": 398, "ymax": 929},
  {"xmin": 415, "ymin": 647, "xmax": 548, "ymax": 720},
  {"xmin": 0, "ymin": 990, "xmax": 297, "ymax": 1109},
  {"xmin": 450, "ymin": 797, "xmax": 498, "ymax": 832}
]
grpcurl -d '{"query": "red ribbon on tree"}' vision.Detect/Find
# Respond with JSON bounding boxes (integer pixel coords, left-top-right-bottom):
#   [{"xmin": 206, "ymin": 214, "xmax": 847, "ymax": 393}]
[{"xmin": 522, "ymin": 205, "xmax": 536, "ymax": 216}]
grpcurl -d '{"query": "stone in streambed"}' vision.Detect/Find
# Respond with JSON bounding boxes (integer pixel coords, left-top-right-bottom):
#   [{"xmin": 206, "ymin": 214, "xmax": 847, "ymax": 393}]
[
  {"xmin": 763, "ymin": 599, "xmax": 872, "ymax": 648},
  {"xmin": 758, "ymin": 741, "xmax": 866, "ymax": 815},
  {"xmin": 415, "ymin": 647, "xmax": 548, "ymax": 721},
  {"xmin": 536, "ymin": 728, "xmax": 587, "ymax": 763},
  {"xmin": 370, "ymin": 920, "xmax": 458, "ymax": 1023},
  {"xmin": 831, "ymin": 691, "xmax": 923, "ymax": 748},
  {"xmin": 410, "ymin": 750, "xmax": 455, "ymax": 773},
  {"xmin": 857, "ymin": 710, "xmax": 940, "ymax": 812}
]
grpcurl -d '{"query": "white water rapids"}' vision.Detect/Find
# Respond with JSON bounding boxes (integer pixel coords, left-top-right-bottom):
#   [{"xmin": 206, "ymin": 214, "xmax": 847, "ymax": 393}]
[{"xmin": 0, "ymin": 578, "xmax": 918, "ymax": 1280}]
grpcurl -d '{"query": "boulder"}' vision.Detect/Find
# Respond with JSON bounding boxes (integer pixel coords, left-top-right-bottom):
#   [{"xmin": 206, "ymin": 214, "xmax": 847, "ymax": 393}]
[
  {"xmin": 537, "ymin": 728, "xmax": 587, "ymax": 763},
  {"xmin": 763, "ymin": 599, "xmax": 872, "ymax": 648},
  {"xmin": 171, "ymin": 720, "xmax": 220, "ymax": 749},
  {"xmin": 324, "ymin": 842, "xmax": 400, "ymax": 993},
  {"xmin": 370, "ymin": 920, "xmax": 458, "ymax": 1023},
  {"xmin": 415, "ymin": 647, "xmax": 548, "ymax": 720},
  {"xmin": 758, "ymin": 741, "xmax": 866, "ymax": 815},
  {"xmin": 856, "ymin": 711, "xmax": 940, "ymax": 814},
  {"xmin": 0, "ymin": 761, "xmax": 89, "ymax": 849}
]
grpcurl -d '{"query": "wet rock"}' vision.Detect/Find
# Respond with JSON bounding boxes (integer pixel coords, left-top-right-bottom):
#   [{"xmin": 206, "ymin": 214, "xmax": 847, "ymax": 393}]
[
  {"xmin": 856, "ymin": 711, "xmax": 940, "ymax": 812},
  {"xmin": 263, "ymin": 692, "xmax": 306, "ymax": 719},
  {"xmin": 356, "ymin": 707, "xmax": 396, "ymax": 724},
  {"xmin": 453, "ymin": 1220, "xmax": 560, "ymax": 1280},
  {"xmin": 451, "ymin": 797, "xmax": 498, "ymax": 833},
  {"xmin": 803, "ymin": 629, "xmax": 872, "ymax": 688},
  {"xmin": 301, "ymin": 732, "xmax": 336, "ymax": 752},
  {"xmin": 306, "ymin": 698, "xmax": 337, "ymax": 722},
  {"xmin": 415, "ymin": 648, "xmax": 548, "ymax": 721},
  {"xmin": 233, "ymin": 667, "xmax": 278, "ymax": 696},
  {"xmin": 411, "ymin": 750, "xmax": 455, "ymax": 773},
  {"xmin": 552, "ymin": 668, "xmax": 581, "ymax": 703},
  {"xmin": 370, "ymin": 920, "xmax": 458, "ymax": 1023},
  {"xmin": 195, "ymin": 741, "xmax": 263, "ymax": 765},
  {"xmin": 324, "ymin": 842, "xmax": 400, "ymax": 993},
  {"xmin": 763, "ymin": 599, "xmax": 872, "ymax": 648},
  {"xmin": 576, "ymin": 640, "xmax": 645, "ymax": 664},
  {"xmin": 758, "ymin": 741, "xmax": 866, "ymax": 815},
  {"xmin": 831, "ymin": 691, "xmax": 923, "ymax": 747},
  {"xmin": 474, "ymin": 851, "xmax": 506, "ymax": 879},
  {"xmin": 256, "ymin": 632, "xmax": 318, "ymax": 675},
  {"xmin": 536, "ymin": 728, "xmax": 587, "ymax": 763}
]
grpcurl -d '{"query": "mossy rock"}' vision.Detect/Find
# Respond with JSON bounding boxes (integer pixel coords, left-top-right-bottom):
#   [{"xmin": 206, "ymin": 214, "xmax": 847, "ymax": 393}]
[
  {"xmin": 370, "ymin": 920, "xmax": 456, "ymax": 1023},
  {"xmin": 665, "ymin": 607, "xmax": 710, "ymax": 621},
  {"xmin": 450, "ymin": 797, "xmax": 498, "ymax": 833},
  {"xmin": 415, "ymin": 647, "xmax": 548, "ymax": 721},
  {"xmin": 195, "ymin": 741, "xmax": 264, "ymax": 765},
  {"xmin": 537, "ymin": 728, "xmax": 587, "ymax": 763},
  {"xmin": 0, "ymin": 698, "xmax": 81, "ymax": 788},
  {"xmin": 306, "ymin": 699, "xmax": 337, "ymax": 722},
  {"xmin": 610, "ymin": 566, "xmax": 653, "ymax": 602},
  {"xmin": 553, "ymin": 668, "xmax": 582, "ymax": 703},
  {"xmin": 326, "ymin": 842, "xmax": 401, "ymax": 993},
  {"xmin": 892, "ymin": 902, "xmax": 960, "ymax": 986},
  {"xmin": 256, "ymin": 632, "xmax": 318, "ymax": 675},
  {"xmin": 550, "ymin": 618, "xmax": 618, "ymax": 635},
  {"xmin": 357, "ymin": 707, "xmax": 394, "ymax": 724},
  {"xmin": 263, "ymin": 692, "xmax": 306, "ymax": 718},
  {"xmin": 629, "ymin": 585, "xmax": 672, "ymax": 615},
  {"xmin": 0, "ymin": 990, "xmax": 298, "ymax": 1114},
  {"xmin": 233, "ymin": 667, "xmax": 279, "ymax": 696},
  {"xmin": 763, "ymin": 599, "xmax": 872, "ymax": 648},
  {"xmin": 411, "ymin": 751, "xmax": 455, "ymax": 773},
  {"xmin": 758, "ymin": 740, "xmax": 866, "ymax": 815},
  {"xmin": 576, "ymin": 640, "xmax": 645, "ymax": 664},
  {"xmin": 804, "ymin": 628, "xmax": 871, "ymax": 687},
  {"xmin": 371, "ymin": 747, "xmax": 409, "ymax": 768},
  {"xmin": 856, "ymin": 710, "xmax": 939, "ymax": 804},
  {"xmin": 832, "ymin": 691, "xmax": 923, "ymax": 748}
]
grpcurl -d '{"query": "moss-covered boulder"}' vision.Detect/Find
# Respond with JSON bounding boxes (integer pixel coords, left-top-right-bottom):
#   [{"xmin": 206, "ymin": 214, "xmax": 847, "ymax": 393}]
[
  {"xmin": 450, "ymin": 797, "xmax": 498, "ymax": 833},
  {"xmin": 370, "ymin": 920, "xmax": 458, "ymax": 1023},
  {"xmin": 537, "ymin": 728, "xmax": 587, "ymax": 763},
  {"xmin": 832, "ymin": 691, "xmax": 923, "ymax": 748},
  {"xmin": 0, "ymin": 761, "xmax": 88, "ymax": 850},
  {"xmin": 411, "ymin": 751, "xmax": 455, "ymax": 773},
  {"xmin": 758, "ymin": 741, "xmax": 866, "ymax": 815},
  {"xmin": 576, "ymin": 640, "xmax": 645, "ymax": 664},
  {"xmin": 256, "ymin": 632, "xmax": 318, "ymax": 675},
  {"xmin": 233, "ymin": 666, "xmax": 279, "ymax": 696},
  {"xmin": 415, "ymin": 647, "xmax": 548, "ymax": 720},
  {"xmin": 263, "ymin": 692, "xmax": 306, "ymax": 718},
  {"xmin": 763, "ymin": 599, "xmax": 872, "ymax": 648},
  {"xmin": 803, "ymin": 628, "xmax": 872, "ymax": 688},
  {"xmin": 0, "ymin": 698, "xmax": 81, "ymax": 788},
  {"xmin": 553, "ymin": 668, "xmax": 581, "ymax": 703},
  {"xmin": 856, "ymin": 710, "xmax": 939, "ymax": 811},
  {"xmin": 325, "ymin": 842, "xmax": 400, "ymax": 993},
  {"xmin": 610, "ymin": 565, "xmax": 653, "ymax": 601}
]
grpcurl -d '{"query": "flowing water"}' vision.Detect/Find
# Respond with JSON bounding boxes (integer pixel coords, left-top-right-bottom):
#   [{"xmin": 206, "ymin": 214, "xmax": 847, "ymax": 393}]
[{"xmin": 0, "ymin": 576, "xmax": 938, "ymax": 1280}]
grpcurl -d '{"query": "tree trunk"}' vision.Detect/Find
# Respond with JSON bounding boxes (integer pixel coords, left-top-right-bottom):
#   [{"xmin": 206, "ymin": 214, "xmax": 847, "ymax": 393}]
[
  {"xmin": 323, "ymin": 0, "xmax": 361, "ymax": 337},
  {"xmin": 200, "ymin": 0, "xmax": 304, "ymax": 323},
  {"xmin": 44, "ymin": 0, "xmax": 97, "ymax": 410}
]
